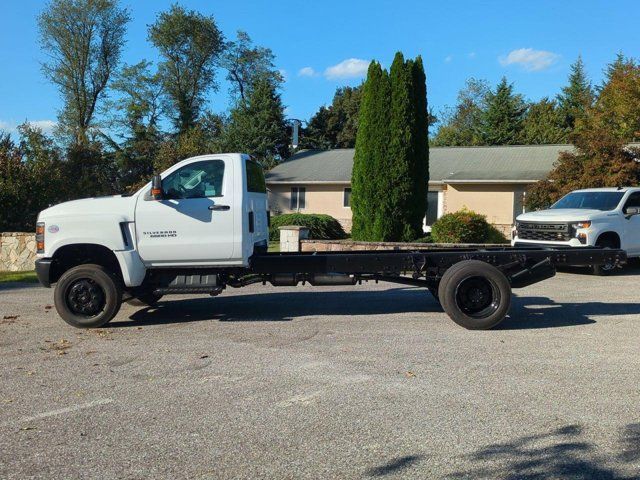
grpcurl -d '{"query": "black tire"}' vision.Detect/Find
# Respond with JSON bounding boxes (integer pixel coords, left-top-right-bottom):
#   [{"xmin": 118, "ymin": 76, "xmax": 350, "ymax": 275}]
[
  {"xmin": 438, "ymin": 260, "xmax": 511, "ymax": 330},
  {"xmin": 125, "ymin": 292, "xmax": 163, "ymax": 307},
  {"xmin": 54, "ymin": 264, "xmax": 122, "ymax": 328},
  {"xmin": 592, "ymin": 239, "xmax": 618, "ymax": 276}
]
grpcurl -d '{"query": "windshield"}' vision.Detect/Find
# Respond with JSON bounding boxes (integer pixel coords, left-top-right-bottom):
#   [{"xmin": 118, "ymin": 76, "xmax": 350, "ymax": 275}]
[{"xmin": 550, "ymin": 191, "xmax": 624, "ymax": 211}]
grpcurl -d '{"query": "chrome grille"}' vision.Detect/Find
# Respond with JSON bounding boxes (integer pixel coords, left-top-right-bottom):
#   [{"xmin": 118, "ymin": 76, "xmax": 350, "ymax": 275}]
[{"xmin": 518, "ymin": 222, "xmax": 571, "ymax": 242}]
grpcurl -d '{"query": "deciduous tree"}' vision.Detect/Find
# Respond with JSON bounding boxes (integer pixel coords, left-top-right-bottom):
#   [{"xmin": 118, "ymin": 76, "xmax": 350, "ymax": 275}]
[
  {"xmin": 38, "ymin": 0, "xmax": 130, "ymax": 145},
  {"xmin": 220, "ymin": 31, "xmax": 283, "ymax": 102},
  {"xmin": 149, "ymin": 5, "xmax": 224, "ymax": 133}
]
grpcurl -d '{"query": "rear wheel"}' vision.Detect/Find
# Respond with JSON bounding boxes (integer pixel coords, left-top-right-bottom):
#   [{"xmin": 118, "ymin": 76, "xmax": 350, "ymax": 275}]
[
  {"xmin": 438, "ymin": 260, "xmax": 511, "ymax": 330},
  {"xmin": 54, "ymin": 264, "xmax": 122, "ymax": 328}
]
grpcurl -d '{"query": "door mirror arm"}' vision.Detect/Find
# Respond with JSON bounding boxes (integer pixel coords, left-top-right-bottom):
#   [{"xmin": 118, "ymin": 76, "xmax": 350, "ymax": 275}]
[{"xmin": 623, "ymin": 206, "xmax": 640, "ymax": 218}]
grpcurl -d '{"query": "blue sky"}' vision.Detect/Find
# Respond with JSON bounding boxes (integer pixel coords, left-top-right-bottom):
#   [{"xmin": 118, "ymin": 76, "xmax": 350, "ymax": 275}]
[{"xmin": 1, "ymin": 0, "xmax": 639, "ymax": 135}]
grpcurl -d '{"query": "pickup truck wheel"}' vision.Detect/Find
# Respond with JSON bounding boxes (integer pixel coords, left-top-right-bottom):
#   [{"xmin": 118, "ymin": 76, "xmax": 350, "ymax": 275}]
[
  {"xmin": 438, "ymin": 260, "xmax": 511, "ymax": 330},
  {"xmin": 125, "ymin": 292, "xmax": 163, "ymax": 307},
  {"xmin": 54, "ymin": 264, "xmax": 122, "ymax": 328},
  {"xmin": 592, "ymin": 240, "xmax": 618, "ymax": 276}
]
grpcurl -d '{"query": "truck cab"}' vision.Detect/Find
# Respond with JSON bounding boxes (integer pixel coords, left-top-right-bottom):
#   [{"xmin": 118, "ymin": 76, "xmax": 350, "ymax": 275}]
[
  {"xmin": 512, "ymin": 187, "xmax": 640, "ymax": 273},
  {"xmin": 35, "ymin": 153, "xmax": 268, "ymax": 295}
]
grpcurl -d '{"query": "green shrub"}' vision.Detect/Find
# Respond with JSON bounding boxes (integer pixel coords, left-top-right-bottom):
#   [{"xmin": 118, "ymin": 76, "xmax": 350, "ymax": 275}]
[
  {"xmin": 412, "ymin": 235, "xmax": 433, "ymax": 244},
  {"xmin": 269, "ymin": 213, "xmax": 347, "ymax": 242},
  {"xmin": 431, "ymin": 209, "xmax": 507, "ymax": 244}
]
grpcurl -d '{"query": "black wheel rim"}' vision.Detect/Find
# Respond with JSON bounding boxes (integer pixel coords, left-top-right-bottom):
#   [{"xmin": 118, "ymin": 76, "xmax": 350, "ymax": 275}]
[
  {"xmin": 454, "ymin": 275, "xmax": 500, "ymax": 318},
  {"xmin": 65, "ymin": 279, "xmax": 106, "ymax": 317},
  {"xmin": 601, "ymin": 261, "xmax": 615, "ymax": 271}
]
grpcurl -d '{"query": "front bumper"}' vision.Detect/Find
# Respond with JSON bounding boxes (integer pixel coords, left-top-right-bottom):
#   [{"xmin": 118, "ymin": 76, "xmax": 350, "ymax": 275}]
[{"xmin": 35, "ymin": 258, "xmax": 53, "ymax": 288}]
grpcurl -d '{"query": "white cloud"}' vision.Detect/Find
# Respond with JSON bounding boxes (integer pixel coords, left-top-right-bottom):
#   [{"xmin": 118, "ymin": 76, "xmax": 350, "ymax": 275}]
[
  {"xmin": 298, "ymin": 66, "xmax": 317, "ymax": 77},
  {"xmin": 0, "ymin": 119, "xmax": 57, "ymax": 135},
  {"xmin": 499, "ymin": 48, "xmax": 560, "ymax": 72},
  {"xmin": 444, "ymin": 55, "xmax": 453, "ymax": 63},
  {"xmin": 324, "ymin": 58, "xmax": 371, "ymax": 79},
  {"xmin": 468, "ymin": 52, "xmax": 476, "ymax": 59}
]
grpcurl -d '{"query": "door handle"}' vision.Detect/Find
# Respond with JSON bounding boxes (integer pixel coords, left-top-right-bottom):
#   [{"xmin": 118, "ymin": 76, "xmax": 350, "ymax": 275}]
[{"xmin": 209, "ymin": 204, "xmax": 230, "ymax": 211}]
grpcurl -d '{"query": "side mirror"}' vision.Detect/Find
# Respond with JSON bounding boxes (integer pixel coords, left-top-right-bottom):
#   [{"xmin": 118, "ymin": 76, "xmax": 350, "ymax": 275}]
[
  {"xmin": 624, "ymin": 206, "xmax": 640, "ymax": 216},
  {"xmin": 151, "ymin": 174, "xmax": 163, "ymax": 200}
]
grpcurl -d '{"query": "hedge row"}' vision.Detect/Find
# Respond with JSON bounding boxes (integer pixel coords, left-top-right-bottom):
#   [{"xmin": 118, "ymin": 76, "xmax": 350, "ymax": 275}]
[{"xmin": 269, "ymin": 213, "xmax": 347, "ymax": 242}]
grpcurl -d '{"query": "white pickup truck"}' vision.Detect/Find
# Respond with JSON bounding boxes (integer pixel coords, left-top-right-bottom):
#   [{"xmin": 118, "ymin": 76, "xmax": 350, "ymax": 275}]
[
  {"xmin": 34, "ymin": 154, "xmax": 625, "ymax": 330},
  {"xmin": 512, "ymin": 187, "xmax": 640, "ymax": 275}
]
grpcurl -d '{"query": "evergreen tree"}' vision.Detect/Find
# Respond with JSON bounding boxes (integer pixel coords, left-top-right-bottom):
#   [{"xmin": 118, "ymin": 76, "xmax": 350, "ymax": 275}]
[
  {"xmin": 481, "ymin": 77, "xmax": 527, "ymax": 145},
  {"xmin": 351, "ymin": 62, "xmax": 390, "ymax": 240},
  {"xmin": 520, "ymin": 98, "xmax": 566, "ymax": 144},
  {"xmin": 557, "ymin": 56, "xmax": 594, "ymax": 131},
  {"xmin": 351, "ymin": 54, "xmax": 428, "ymax": 242},
  {"xmin": 410, "ymin": 56, "xmax": 429, "ymax": 238},
  {"xmin": 301, "ymin": 86, "xmax": 362, "ymax": 149},
  {"xmin": 220, "ymin": 77, "xmax": 290, "ymax": 169}
]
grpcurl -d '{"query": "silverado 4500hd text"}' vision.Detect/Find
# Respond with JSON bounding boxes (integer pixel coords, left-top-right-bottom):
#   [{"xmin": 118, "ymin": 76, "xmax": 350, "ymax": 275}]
[
  {"xmin": 35, "ymin": 154, "xmax": 625, "ymax": 330},
  {"xmin": 513, "ymin": 187, "xmax": 640, "ymax": 275}
]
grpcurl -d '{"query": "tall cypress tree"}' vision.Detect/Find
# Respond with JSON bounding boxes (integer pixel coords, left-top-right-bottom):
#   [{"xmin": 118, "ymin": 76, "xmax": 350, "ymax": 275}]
[
  {"xmin": 410, "ymin": 56, "xmax": 429, "ymax": 240},
  {"xmin": 351, "ymin": 54, "xmax": 429, "ymax": 242},
  {"xmin": 351, "ymin": 62, "xmax": 390, "ymax": 240}
]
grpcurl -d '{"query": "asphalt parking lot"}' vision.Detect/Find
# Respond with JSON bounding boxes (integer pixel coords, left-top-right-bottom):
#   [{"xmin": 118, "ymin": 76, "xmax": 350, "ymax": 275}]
[{"xmin": 1, "ymin": 268, "xmax": 640, "ymax": 479}]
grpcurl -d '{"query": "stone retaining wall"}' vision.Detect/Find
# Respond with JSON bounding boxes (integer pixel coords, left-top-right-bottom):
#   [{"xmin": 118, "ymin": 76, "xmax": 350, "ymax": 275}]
[
  {"xmin": 300, "ymin": 239, "xmax": 505, "ymax": 252},
  {"xmin": 1, "ymin": 233, "xmax": 37, "ymax": 272}
]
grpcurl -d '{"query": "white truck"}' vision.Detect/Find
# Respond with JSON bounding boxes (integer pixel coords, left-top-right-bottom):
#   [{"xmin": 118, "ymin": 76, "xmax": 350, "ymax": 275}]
[
  {"xmin": 512, "ymin": 187, "xmax": 640, "ymax": 275},
  {"xmin": 35, "ymin": 154, "xmax": 625, "ymax": 330}
]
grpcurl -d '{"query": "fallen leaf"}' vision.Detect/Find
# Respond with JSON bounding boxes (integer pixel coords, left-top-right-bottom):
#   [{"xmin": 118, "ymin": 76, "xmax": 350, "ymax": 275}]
[
  {"xmin": 20, "ymin": 426, "xmax": 36, "ymax": 431},
  {"xmin": 405, "ymin": 371, "xmax": 416, "ymax": 378},
  {"xmin": 199, "ymin": 355, "xmax": 209, "ymax": 359},
  {"xmin": 2, "ymin": 315, "xmax": 18, "ymax": 320},
  {"xmin": 44, "ymin": 305, "xmax": 53, "ymax": 310},
  {"xmin": 26, "ymin": 371, "xmax": 35, "ymax": 376}
]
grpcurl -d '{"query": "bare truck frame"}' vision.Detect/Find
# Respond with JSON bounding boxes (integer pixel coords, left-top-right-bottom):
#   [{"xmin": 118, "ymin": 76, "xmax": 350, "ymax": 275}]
[{"xmin": 134, "ymin": 245, "xmax": 626, "ymax": 330}]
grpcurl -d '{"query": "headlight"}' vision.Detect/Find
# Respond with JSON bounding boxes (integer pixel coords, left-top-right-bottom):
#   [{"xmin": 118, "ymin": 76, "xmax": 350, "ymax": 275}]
[{"xmin": 571, "ymin": 221, "xmax": 591, "ymax": 229}]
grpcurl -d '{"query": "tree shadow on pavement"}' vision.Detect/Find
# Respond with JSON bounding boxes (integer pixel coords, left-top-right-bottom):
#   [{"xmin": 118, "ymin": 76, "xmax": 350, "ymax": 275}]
[
  {"xmin": 365, "ymin": 454, "xmax": 424, "ymax": 477},
  {"xmin": 115, "ymin": 287, "xmax": 441, "ymax": 328},
  {"xmin": 499, "ymin": 295, "xmax": 640, "ymax": 330},
  {"xmin": 447, "ymin": 424, "xmax": 639, "ymax": 480}
]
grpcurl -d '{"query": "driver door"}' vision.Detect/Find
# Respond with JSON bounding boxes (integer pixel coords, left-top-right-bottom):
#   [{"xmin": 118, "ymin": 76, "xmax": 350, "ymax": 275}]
[
  {"xmin": 135, "ymin": 159, "xmax": 235, "ymax": 265},
  {"xmin": 621, "ymin": 192, "xmax": 640, "ymax": 255}
]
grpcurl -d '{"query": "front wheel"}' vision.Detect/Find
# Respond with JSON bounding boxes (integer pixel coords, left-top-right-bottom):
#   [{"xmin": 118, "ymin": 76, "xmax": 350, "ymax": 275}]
[
  {"xmin": 54, "ymin": 264, "xmax": 122, "ymax": 328},
  {"xmin": 592, "ymin": 240, "xmax": 619, "ymax": 276},
  {"xmin": 438, "ymin": 260, "xmax": 511, "ymax": 330}
]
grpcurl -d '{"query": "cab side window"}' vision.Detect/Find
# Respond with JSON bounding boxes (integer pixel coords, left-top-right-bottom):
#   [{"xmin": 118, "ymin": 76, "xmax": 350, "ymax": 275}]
[
  {"xmin": 162, "ymin": 160, "xmax": 225, "ymax": 199},
  {"xmin": 624, "ymin": 192, "xmax": 640, "ymax": 210}
]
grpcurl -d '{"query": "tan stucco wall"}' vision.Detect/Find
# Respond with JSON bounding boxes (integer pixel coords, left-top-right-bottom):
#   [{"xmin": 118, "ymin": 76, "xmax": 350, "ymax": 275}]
[
  {"xmin": 443, "ymin": 183, "xmax": 526, "ymax": 235},
  {"xmin": 268, "ymin": 182, "xmax": 529, "ymax": 236},
  {"xmin": 268, "ymin": 184, "xmax": 353, "ymax": 231}
]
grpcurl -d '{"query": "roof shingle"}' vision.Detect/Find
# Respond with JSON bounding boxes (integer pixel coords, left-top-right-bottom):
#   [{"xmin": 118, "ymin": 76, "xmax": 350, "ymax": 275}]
[{"xmin": 266, "ymin": 145, "xmax": 576, "ymax": 184}]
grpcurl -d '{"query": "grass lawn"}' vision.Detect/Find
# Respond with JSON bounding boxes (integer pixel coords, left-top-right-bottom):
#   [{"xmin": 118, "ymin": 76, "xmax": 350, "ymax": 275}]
[
  {"xmin": 268, "ymin": 241, "xmax": 280, "ymax": 253},
  {"xmin": 0, "ymin": 271, "xmax": 38, "ymax": 283}
]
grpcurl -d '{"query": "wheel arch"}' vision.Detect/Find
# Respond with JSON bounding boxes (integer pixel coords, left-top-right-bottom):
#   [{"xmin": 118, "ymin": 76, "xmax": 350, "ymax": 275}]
[
  {"xmin": 595, "ymin": 231, "xmax": 621, "ymax": 248},
  {"xmin": 50, "ymin": 243, "xmax": 123, "ymax": 285}
]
